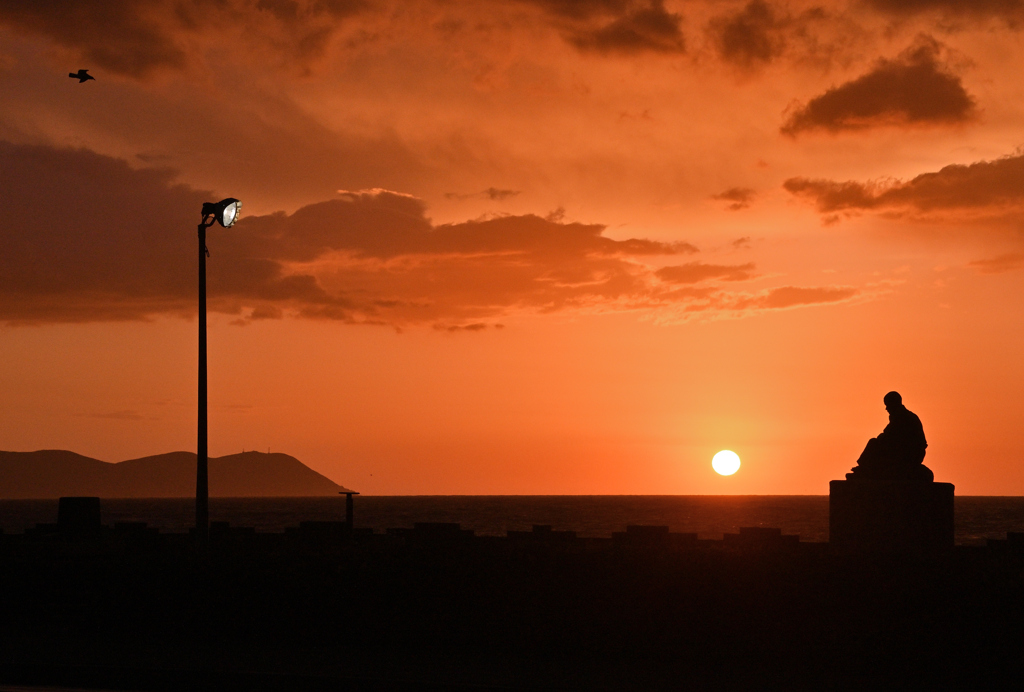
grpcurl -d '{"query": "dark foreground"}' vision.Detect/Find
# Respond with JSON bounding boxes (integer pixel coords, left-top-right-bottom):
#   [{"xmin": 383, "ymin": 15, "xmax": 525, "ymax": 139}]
[{"xmin": 2, "ymin": 523, "xmax": 1023, "ymax": 691}]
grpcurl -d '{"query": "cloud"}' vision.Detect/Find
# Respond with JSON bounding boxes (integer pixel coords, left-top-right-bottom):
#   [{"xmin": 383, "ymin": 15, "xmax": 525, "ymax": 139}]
[
  {"xmin": 433, "ymin": 322, "xmax": 496, "ymax": 332},
  {"xmin": 864, "ymin": 0, "xmax": 1024, "ymax": 20},
  {"xmin": 0, "ymin": 140, "xmax": 338, "ymax": 324},
  {"xmin": 517, "ymin": 0, "xmax": 634, "ymax": 21},
  {"xmin": 968, "ymin": 253, "xmax": 1024, "ymax": 274},
  {"xmin": 521, "ymin": 0, "xmax": 686, "ymax": 54},
  {"xmin": 656, "ymin": 262, "xmax": 756, "ymax": 284},
  {"xmin": 484, "ymin": 187, "xmax": 520, "ymax": 200},
  {"xmin": 0, "ymin": 1, "xmax": 188, "ymax": 77},
  {"xmin": 0, "ymin": 0, "xmax": 368, "ymax": 78},
  {"xmin": 783, "ymin": 178, "xmax": 881, "ymax": 213},
  {"xmin": 0, "ymin": 140, "xmax": 858, "ymax": 327},
  {"xmin": 711, "ymin": 187, "xmax": 756, "ymax": 210},
  {"xmin": 707, "ymin": 2, "xmax": 845, "ymax": 71},
  {"xmin": 784, "ymin": 150, "xmax": 1024, "ymax": 214},
  {"xmin": 650, "ymin": 283, "xmax": 860, "ymax": 323},
  {"xmin": 740, "ymin": 285, "xmax": 858, "ymax": 309},
  {"xmin": 781, "ymin": 36, "xmax": 976, "ymax": 135},
  {"xmin": 445, "ymin": 188, "xmax": 522, "ymax": 201},
  {"xmin": 709, "ymin": 0, "xmax": 787, "ymax": 68}
]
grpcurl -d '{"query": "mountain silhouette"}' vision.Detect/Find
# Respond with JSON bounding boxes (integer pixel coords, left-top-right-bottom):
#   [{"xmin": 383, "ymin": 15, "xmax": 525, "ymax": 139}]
[{"xmin": 0, "ymin": 450, "xmax": 353, "ymax": 498}]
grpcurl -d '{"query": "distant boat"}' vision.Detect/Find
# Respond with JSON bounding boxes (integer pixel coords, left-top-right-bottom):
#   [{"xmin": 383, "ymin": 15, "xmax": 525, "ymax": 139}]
[{"xmin": 0, "ymin": 449, "xmax": 354, "ymax": 498}]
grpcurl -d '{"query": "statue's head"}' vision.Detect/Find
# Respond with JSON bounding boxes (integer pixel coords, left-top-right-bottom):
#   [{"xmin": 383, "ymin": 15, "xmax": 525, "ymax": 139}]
[{"xmin": 883, "ymin": 391, "xmax": 903, "ymax": 411}]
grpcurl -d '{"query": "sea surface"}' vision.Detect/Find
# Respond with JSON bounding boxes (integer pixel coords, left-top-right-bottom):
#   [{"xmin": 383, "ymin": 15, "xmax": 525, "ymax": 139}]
[{"xmin": 3, "ymin": 496, "xmax": 1024, "ymax": 544}]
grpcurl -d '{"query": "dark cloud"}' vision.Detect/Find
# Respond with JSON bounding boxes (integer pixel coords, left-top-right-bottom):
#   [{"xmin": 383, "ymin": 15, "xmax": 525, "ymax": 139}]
[
  {"xmin": 0, "ymin": 1, "xmax": 187, "ymax": 77},
  {"xmin": 784, "ymin": 151, "xmax": 1024, "ymax": 214},
  {"xmin": 711, "ymin": 187, "xmax": 756, "ymax": 210},
  {"xmin": 0, "ymin": 0, "xmax": 367, "ymax": 78},
  {"xmin": 517, "ymin": 0, "xmax": 632, "ymax": 21},
  {"xmin": 781, "ymin": 36, "xmax": 976, "ymax": 135},
  {"xmin": 570, "ymin": 1, "xmax": 685, "ymax": 54},
  {"xmin": 521, "ymin": 0, "xmax": 685, "ymax": 54},
  {"xmin": 864, "ymin": 0, "xmax": 1024, "ymax": 20},
  {"xmin": 709, "ymin": 0, "xmax": 787, "ymax": 68},
  {"xmin": 656, "ymin": 262, "xmax": 756, "ymax": 284},
  {"xmin": 484, "ymin": 187, "xmax": 520, "ymax": 200},
  {"xmin": 0, "ymin": 141, "xmax": 669, "ymax": 325},
  {"xmin": 0, "ymin": 141, "xmax": 858, "ymax": 327},
  {"xmin": 783, "ymin": 178, "xmax": 880, "ymax": 212},
  {"xmin": 444, "ymin": 188, "xmax": 521, "ymax": 201},
  {"xmin": 0, "ymin": 139, "xmax": 343, "ymax": 324},
  {"xmin": 433, "ymin": 322, "xmax": 494, "ymax": 332},
  {"xmin": 707, "ymin": 1, "xmax": 837, "ymax": 71},
  {"xmin": 967, "ymin": 253, "xmax": 1024, "ymax": 274}
]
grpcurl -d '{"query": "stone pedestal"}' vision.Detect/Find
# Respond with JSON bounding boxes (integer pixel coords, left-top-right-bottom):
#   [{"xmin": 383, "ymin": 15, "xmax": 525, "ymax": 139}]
[{"xmin": 829, "ymin": 480, "xmax": 954, "ymax": 551}]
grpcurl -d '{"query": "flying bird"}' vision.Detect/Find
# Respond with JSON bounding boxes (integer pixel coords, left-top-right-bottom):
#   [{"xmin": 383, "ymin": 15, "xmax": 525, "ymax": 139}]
[{"xmin": 69, "ymin": 69, "xmax": 95, "ymax": 83}]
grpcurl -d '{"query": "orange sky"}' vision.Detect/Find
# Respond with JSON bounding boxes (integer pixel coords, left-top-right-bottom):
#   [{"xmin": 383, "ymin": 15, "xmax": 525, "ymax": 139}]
[{"xmin": 2, "ymin": 0, "xmax": 1024, "ymax": 494}]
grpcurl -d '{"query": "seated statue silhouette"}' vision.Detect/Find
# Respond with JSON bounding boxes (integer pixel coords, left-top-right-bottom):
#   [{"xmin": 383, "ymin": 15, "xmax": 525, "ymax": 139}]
[{"xmin": 847, "ymin": 391, "xmax": 934, "ymax": 482}]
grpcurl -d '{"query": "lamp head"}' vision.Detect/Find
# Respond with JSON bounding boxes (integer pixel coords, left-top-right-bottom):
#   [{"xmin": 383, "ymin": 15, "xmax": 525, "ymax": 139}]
[{"xmin": 201, "ymin": 198, "xmax": 242, "ymax": 228}]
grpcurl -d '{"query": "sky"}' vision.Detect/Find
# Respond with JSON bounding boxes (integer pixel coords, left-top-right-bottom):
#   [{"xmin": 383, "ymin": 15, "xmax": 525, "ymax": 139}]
[{"xmin": 2, "ymin": 0, "xmax": 1024, "ymax": 495}]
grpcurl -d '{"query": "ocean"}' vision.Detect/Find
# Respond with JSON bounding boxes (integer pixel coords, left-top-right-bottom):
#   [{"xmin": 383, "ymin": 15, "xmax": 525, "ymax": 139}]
[{"xmin": 2, "ymin": 495, "xmax": 1023, "ymax": 544}]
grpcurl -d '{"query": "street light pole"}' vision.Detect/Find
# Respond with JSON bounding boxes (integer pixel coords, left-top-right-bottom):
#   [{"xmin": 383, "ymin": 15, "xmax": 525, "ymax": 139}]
[
  {"xmin": 195, "ymin": 198, "xmax": 241, "ymax": 547},
  {"xmin": 196, "ymin": 217, "xmax": 210, "ymax": 545}
]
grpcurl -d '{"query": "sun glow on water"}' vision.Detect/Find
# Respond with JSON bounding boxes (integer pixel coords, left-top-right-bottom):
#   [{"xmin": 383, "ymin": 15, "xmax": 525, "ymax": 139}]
[{"xmin": 712, "ymin": 450, "xmax": 741, "ymax": 476}]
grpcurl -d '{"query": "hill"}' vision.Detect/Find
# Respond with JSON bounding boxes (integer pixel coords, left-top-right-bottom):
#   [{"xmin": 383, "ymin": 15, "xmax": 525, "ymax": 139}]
[{"xmin": 0, "ymin": 450, "xmax": 354, "ymax": 498}]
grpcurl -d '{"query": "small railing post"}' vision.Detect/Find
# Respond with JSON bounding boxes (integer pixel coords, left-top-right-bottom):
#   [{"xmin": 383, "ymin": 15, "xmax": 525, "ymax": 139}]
[{"xmin": 341, "ymin": 491, "xmax": 359, "ymax": 535}]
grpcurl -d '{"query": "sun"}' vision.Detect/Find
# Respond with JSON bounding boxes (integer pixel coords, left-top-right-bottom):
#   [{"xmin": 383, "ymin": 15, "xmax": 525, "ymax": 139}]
[{"xmin": 712, "ymin": 450, "xmax": 741, "ymax": 476}]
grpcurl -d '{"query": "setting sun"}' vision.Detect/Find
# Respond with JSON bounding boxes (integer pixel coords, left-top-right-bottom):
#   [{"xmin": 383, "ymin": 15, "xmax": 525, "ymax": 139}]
[{"xmin": 712, "ymin": 451, "xmax": 741, "ymax": 476}]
